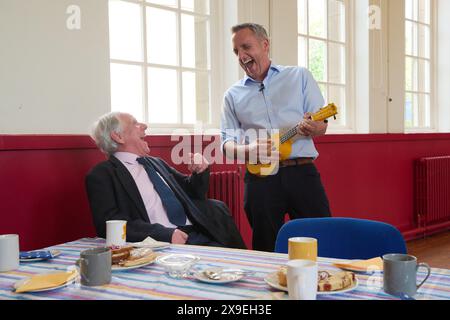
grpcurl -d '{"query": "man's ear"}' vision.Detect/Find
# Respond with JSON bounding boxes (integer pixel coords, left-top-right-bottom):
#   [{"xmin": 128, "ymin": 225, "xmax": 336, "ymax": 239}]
[
  {"xmin": 110, "ymin": 131, "xmax": 124, "ymax": 145},
  {"xmin": 263, "ymin": 39, "xmax": 270, "ymax": 53}
]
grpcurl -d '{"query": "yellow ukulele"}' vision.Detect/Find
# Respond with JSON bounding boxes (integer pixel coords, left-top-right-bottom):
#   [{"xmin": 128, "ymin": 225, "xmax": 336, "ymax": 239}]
[{"xmin": 246, "ymin": 103, "xmax": 338, "ymax": 177}]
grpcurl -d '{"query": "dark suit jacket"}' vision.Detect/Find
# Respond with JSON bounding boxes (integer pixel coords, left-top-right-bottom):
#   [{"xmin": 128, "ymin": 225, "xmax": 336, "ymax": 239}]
[{"xmin": 85, "ymin": 155, "xmax": 246, "ymax": 249}]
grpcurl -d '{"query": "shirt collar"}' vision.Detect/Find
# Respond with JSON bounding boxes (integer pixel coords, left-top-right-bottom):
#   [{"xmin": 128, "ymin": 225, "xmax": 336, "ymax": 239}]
[
  {"xmin": 242, "ymin": 63, "xmax": 282, "ymax": 86},
  {"xmin": 114, "ymin": 152, "xmax": 141, "ymax": 165}
]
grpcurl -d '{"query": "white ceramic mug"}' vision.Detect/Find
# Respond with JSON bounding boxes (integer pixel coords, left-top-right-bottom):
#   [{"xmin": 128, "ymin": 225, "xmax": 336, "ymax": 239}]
[
  {"xmin": 106, "ymin": 220, "xmax": 127, "ymax": 247},
  {"xmin": 0, "ymin": 234, "xmax": 20, "ymax": 272},
  {"xmin": 286, "ymin": 259, "xmax": 318, "ymax": 300}
]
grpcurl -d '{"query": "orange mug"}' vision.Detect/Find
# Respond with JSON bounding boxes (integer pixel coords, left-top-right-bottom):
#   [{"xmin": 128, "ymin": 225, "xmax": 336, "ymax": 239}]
[{"xmin": 288, "ymin": 237, "xmax": 317, "ymax": 261}]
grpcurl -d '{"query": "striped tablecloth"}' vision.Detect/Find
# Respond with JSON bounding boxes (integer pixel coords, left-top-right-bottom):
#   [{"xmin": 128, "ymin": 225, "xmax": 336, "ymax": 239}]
[{"xmin": 0, "ymin": 238, "xmax": 448, "ymax": 300}]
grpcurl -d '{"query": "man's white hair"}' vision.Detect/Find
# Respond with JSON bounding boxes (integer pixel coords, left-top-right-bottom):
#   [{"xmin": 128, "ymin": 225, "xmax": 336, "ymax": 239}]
[{"xmin": 91, "ymin": 112, "xmax": 123, "ymax": 155}]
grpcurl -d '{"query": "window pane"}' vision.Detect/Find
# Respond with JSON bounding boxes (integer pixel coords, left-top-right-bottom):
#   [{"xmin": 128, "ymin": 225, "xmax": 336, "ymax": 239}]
[
  {"xmin": 418, "ymin": 59, "xmax": 430, "ymax": 93},
  {"xmin": 110, "ymin": 63, "xmax": 143, "ymax": 121},
  {"xmin": 405, "ymin": 57, "xmax": 421, "ymax": 92},
  {"xmin": 412, "ymin": 93, "xmax": 419, "ymax": 127},
  {"xmin": 148, "ymin": 67, "xmax": 178, "ymax": 123},
  {"xmin": 329, "ymin": 85, "xmax": 345, "ymax": 126},
  {"xmin": 405, "ymin": 92, "xmax": 413, "ymax": 128},
  {"xmin": 418, "ymin": 24, "xmax": 430, "ymax": 59},
  {"xmin": 181, "ymin": 14, "xmax": 210, "ymax": 69},
  {"xmin": 405, "ymin": 20, "xmax": 415, "ymax": 56},
  {"xmin": 182, "ymin": 71, "xmax": 210, "ymax": 124},
  {"xmin": 408, "ymin": 21, "xmax": 418, "ymax": 56},
  {"xmin": 328, "ymin": 0, "xmax": 345, "ymax": 43},
  {"xmin": 182, "ymin": 71, "xmax": 196, "ymax": 124},
  {"xmin": 410, "ymin": 58, "xmax": 418, "ymax": 91},
  {"xmin": 405, "ymin": 57, "xmax": 413, "ymax": 91},
  {"xmin": 405, "ymin": 0, "xmax": 415, "ymax": 20},
  {"xmin": 298, "ymin": 36, "xmax": 308, "ymax": 67},
  {"xmin": 298, "ymin": 0, "xmax": 307, "ymax": 35},
  {"xmin": 146, "ymin": 7, "xmax": 177, "ymax": 66},
  {"xmin": 419, "ymin": 94, "xmax": 430, "ymax": 127},
  {"xmin": 309, "ymin": 0, "xmax": 327, "ymax": 38},
  {"xmin": 418, "ymin": 0, "xmax": 430, "ymax": 24},
  {"xmin": 109, "ymin": 1, "xmax": 143, "ymax": 62},
  {"xmin": 318, "ymin": 83, "xmax": 328, "ymax": 103},
  {"xmin": 181, "ymin": 0, "xmax": 210, "ymax": 14},
  {"xmin": 146, "ymin": 0, "xmax": 177, "ymax": 9},
  {"xmin": 328, "ymin": 42, "xmax": 345, "ymax": 84},
  {"xmin": 309, "ymin": 39, "xmax": 327, "ymax": 82}
]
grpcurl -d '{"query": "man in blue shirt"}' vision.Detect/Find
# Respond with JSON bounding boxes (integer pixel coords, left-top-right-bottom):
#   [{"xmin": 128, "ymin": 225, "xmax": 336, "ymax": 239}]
[{"xmin": 220, "ymin": 23, "xmax": 331, "ymax": 252}]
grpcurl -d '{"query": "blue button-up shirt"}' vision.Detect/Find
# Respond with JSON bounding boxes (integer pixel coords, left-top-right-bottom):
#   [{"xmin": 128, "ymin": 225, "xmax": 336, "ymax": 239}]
[{"xmin": 220, "ymin": 64, "xmax": 325, "ymax": 159}]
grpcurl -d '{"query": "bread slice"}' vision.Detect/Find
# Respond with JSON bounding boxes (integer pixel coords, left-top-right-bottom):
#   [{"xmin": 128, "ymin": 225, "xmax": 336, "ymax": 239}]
[{"xmin": 111, "ymin": 245, "xmax": 133, "ymax": 264}]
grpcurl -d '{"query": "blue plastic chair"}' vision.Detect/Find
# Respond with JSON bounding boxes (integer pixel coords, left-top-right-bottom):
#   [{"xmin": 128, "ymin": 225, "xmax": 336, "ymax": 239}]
[{"xmin": 274, "ymin": 218, "xmax": 407, "ymax": 259}]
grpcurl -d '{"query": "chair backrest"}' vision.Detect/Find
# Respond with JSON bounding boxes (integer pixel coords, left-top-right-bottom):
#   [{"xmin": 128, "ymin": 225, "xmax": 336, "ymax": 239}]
[{"xmin": 274, "ymin": 218, "xmax": 407, "ymax": 259}]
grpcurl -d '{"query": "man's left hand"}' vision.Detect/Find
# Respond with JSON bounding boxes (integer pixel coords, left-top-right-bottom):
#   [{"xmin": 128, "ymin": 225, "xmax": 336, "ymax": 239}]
[
  {"xmin": 187, "ymin": 153, "xmax": 210, "ymax": 174},
  {"xmin": 297, "ymin": 112, "xmax": 328, "ymax": 137}
]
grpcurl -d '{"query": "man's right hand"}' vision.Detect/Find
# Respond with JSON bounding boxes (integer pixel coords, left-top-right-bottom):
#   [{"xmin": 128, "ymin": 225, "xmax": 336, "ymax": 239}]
[{"xmin": 171, "ymin": 229, "xmax": 188, "ymax": 244}]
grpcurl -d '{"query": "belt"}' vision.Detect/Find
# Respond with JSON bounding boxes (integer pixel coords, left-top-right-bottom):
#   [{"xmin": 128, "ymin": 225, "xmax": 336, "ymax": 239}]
[{"xmin": 279, "ymin": 157, "xmax": 314, "ymax": 167}]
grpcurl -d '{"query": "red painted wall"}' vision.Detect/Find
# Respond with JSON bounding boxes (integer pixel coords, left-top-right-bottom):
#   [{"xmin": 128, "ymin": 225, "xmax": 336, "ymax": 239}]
[
  {"xmin": 1, "ymin": 133, "xmax": 450, "ymax": 250},
  {"xmin": 314, "ymin": 134, "xmax": 450, "ymax": 234}
]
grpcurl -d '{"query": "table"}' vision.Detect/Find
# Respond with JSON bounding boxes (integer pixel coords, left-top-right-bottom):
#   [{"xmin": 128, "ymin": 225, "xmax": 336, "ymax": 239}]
[{"xmin": 1, "ymin": 238, "xmax": 448, "ymax": 300}]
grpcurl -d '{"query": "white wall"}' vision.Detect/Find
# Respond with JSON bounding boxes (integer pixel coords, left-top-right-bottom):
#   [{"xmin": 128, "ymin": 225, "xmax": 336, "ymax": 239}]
[{"xmin": 0, "ymin": 0, "xmax": 110, "ymax": 134}]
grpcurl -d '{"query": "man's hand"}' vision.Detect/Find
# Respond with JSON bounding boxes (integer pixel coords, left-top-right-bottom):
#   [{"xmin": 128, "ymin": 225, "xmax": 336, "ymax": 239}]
[
  {"xmin": 187, "ymin": 153, "xmax": 209, "ymax": 174},
  {"xmin": 248, "ymin": 139, "xmax": 280, "ymax": 164},
  {"xmin": 297, "ymin": 112, "xmax": 328, "ymax": 137},
  {"xmin": 171, "ymin": 229, "xmax": 188, "ymax": 244}
]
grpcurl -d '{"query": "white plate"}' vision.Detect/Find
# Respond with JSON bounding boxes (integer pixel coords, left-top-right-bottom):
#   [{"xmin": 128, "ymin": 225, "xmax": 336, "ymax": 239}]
[
  {"xmin": 20, "ymin": 250, "xmax": 62, "ymax": 262},
  {"xmin": 193, "ymin": 269, "xmax": 244, "ymax": 284},
  {"xmin": 264, "ymin": 271, "xmax": 358, "ymax": 295},
  {"xmin": 112, "ymin": 259, "xmax": 154, "ymax": 272},
  {"xmin": 336, "ymin": 266, "xmax": 381, "ymax": 274},
  {"xmin": 14, "ymin": 275, "xmax": 76, "ymax": 293},
  {"xmin": 131, "ymin": 242, "xmax": 170, "ymax": 250}
]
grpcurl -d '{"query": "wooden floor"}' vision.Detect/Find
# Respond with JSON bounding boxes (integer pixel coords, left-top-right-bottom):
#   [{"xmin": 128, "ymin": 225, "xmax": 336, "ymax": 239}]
[{"xmin": 406, "ymin": 230, "xmax": 450, "ymax": 269}]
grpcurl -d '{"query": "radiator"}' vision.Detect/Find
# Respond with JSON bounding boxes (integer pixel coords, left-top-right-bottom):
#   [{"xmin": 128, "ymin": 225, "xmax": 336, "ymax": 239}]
[
  {"xmin": 208, "ymin": 169, "xmax": 242, "ymax": 227},
  {"xmin": 415, "ymin": 156, "xmax": 450, "ymax": 227}
]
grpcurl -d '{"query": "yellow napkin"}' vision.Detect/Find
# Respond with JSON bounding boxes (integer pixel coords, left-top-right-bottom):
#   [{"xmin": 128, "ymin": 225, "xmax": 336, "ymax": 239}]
[
  {"xmin": 333, "ymin": 257, "xmax": 383, "ymax": 272},
  {"xmin": 14, "ymin": 270, "xmax": 78, "ymax": 293}
]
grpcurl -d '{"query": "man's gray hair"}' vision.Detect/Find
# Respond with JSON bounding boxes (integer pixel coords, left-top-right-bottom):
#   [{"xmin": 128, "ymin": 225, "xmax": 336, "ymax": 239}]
[
  {"xmin": 231, "ymin": 23, "xmax": 269, "ymax": 41},
  {"xmin": 91, "ymin": 112, "xmax": 122, "ymax": 155}
]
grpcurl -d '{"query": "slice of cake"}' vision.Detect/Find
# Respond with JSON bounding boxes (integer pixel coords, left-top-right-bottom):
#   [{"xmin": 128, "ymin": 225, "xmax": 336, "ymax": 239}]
[
  {"xmin": 317, "ymin": 271, "xmax": 356, "ymax": 292},
  {"xmin": 276, "ymin": 267, "xmax": 356, "ymax": 292},
  {"xmin": 277, "ymin": 266, "xmax": 287, "ymax": 287}
]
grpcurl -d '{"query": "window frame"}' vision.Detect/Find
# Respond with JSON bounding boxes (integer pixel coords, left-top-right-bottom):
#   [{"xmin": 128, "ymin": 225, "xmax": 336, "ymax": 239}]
[
  {"xmin": 109, "ymin": 0, "xmax": 223, "ymax": 132},
  {"xmin": 296, "ymin": 0, "xmax": 355, "ymax": 133},
  {"xmin": 404, "ymin": 0, "xmax": 436, "ymax": 132}
]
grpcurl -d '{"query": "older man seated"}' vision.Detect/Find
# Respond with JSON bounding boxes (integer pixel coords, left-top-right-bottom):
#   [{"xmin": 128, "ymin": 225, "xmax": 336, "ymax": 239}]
[{"xmin": 85, "ymin": 112, "xmax": 246, "ymax": 249}]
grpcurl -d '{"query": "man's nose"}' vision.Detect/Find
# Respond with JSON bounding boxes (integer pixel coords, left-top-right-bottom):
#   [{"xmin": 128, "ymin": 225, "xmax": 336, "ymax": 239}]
[{"xmin": 238, "ymin": 51, "xmax": 247, "ymax": 62}]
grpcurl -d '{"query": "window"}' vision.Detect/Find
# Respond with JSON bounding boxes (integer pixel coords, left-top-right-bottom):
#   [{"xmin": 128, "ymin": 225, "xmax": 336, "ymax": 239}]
[
  {"xmin": 108, "ymin": 0, "xmax": 214, "ymax": 126},
  {"xmin": 405, "ymin": 0, "xmax": 433, "ymax": 130},
  {"xmin": 297, "ymin": 0, "xmax": 351, "ymax": 129}
]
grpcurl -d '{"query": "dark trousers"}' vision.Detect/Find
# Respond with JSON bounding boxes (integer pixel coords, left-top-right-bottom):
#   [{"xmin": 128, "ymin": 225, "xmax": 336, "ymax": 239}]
[{"xmin": 244, "ymin": 163, "xmax": 331, "ymax": 252}]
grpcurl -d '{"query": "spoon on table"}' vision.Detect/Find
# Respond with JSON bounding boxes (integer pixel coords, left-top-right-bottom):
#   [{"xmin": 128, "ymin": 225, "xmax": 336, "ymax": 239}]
[{"xmin": 204, "ymin": 268, "xmax": 253, "ymax": 280}]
